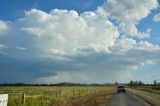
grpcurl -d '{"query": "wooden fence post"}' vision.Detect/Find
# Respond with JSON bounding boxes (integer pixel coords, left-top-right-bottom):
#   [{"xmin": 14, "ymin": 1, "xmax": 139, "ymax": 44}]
[
  {"xmin": 66, "ymin": 91, "xmax": 67, "ymax": 96},
  {"xmin": 78, "ymin": 90, "xmax": 80, "ymax": 96},
  {"xmin": 72, "ymin": 90, "xmax": 74, "ymax": 96},
  {"xmin": 41, "ymin": 96, "xmax": 43, "ymax": 106},
  {"xmin": 22, "ymin": 93, "xmax": 25, "ymax": 105},
  {"xmin": 59, "ymin": 90, "xmax": 61, "ymax": 96},
  {"xmin": 56, "ymin": 92, "xmax": 57, "ymax": 97}
]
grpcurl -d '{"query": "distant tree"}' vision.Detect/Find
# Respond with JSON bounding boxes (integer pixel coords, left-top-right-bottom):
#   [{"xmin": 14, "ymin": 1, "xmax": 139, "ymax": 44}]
[
  {"xmin": 135, "ymin": 81, "xmax": 138, "ymax": 85},
  {"xmin": 138, "ymin": 81, "xmax": 144, "ymax": 86},
  {"xmin": 129, "ymin": 80, "xmax": 134, "ymax": 86},
  {"xmin": 115, "ymin": 82, "xmax": 118, "ymax": 85},
  {"xmin": 128, "ymin": 80, "xmax": 144, "ymax": 86},
  {"xmin": 154, "ymin": 80, "xmax": 157, "ymax": 86}
]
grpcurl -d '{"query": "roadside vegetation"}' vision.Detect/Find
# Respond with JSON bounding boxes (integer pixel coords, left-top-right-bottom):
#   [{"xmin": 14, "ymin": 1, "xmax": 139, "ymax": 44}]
[
  {"xmin": 127, "ymin": 80, "xmax": 160, "ymax": 106},
  {"xmin": 128, "ymin": 80, "xmax": 160, "ymax": 95},
  {"xmin": 0, "ymin": 85, "xmax": 115, "ymax": 106},
  {"xmin": 137, "ymin": 86, "xmax": 160, "ymax": 94}
]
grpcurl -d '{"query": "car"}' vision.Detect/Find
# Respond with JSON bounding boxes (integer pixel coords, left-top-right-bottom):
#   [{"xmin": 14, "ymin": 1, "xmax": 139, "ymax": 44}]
[{"xmin": 117, "ymin": 85, "xmax": 126, "ymax": 93}]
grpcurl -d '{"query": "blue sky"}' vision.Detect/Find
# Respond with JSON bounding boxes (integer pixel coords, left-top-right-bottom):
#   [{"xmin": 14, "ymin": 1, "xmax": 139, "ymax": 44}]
[
  {"xmin": 137, "ymin": 7, "xmax": 160, "ymax": 44},
  {"xmin": 0, "ymin": 0, "xmax": 104, "ymax": 20},
  {"xmin": 0, "ymin": 0, "xmax": 160, "ymax": 84}
]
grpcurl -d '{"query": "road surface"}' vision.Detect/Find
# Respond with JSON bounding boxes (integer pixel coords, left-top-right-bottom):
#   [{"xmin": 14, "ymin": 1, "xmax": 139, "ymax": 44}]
[{"xmin": 107, "ymin": 92, "xmax": 151, "ymax": 106}]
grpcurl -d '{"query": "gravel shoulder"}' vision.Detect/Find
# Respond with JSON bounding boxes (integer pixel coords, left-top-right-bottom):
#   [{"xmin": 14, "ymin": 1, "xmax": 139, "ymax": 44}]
[{"xmin": 128, "ymin": 88, "xmax": 160, "ymax": 106}]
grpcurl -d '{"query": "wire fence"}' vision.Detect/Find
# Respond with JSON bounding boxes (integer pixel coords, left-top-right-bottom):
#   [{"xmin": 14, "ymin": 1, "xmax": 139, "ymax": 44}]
[{"xmin": 0, "ymin": 87, "xmax": 114, "ymax": 106}]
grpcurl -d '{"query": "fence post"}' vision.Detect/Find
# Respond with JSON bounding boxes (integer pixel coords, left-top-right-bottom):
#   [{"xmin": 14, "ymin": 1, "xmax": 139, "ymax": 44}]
[
  {"xmin": 72, "ymin": 90, "xmax": 74, "ymax": 96},
  {"xmin": 41, "ymin": 96, "xmax": 43, "ymax": 106},
  {"xmin": 59, "ymin": 90, "xmax": 61, "ymax": 96},
  {"xmin": 78, "ymin": 90, "xmax": 80, "ymax": 96},
  {"xmin": 56, "ymin": 92, "xmax": 57, "ymax": 97},
  {"xmin": 65, "ymin": 91, "xmax": 68, "ymax": 100},
  {"xmin": 22, "ymin": 93, "xmax": 25, "ymax": 105}
]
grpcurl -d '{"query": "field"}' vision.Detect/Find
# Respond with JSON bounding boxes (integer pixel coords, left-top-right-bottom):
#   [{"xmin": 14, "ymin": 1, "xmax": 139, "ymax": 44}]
[{"xmin": 0, "ymin": 86, "xmax": 115, "ymax": 106}]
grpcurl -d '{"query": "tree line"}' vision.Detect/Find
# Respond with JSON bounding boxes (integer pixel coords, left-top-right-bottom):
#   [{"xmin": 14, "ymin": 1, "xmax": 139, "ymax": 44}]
[
  {"xmin": 0, "ymin": 82, "xmax": 113, "ymax": 86},
  {"xmin": 0, "ymin": 80, "xmax": 159, "ymax": 86},
  {"xmin": 128, "ymin": 80, "xmax": 160, "ymax": 86}
]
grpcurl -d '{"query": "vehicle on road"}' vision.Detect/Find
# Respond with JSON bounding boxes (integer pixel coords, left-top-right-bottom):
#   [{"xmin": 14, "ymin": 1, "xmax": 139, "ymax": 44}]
[{"xmin": 117, "ymin": 85, "xmax": 126, "ymax": 93}]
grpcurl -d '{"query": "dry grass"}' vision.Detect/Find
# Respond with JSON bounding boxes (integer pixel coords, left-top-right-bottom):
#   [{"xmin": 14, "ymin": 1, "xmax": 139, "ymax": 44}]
[
  {"xmin": 53, "ymin": 88, "xmax": 116, "ymax": 106},
  {"xmin": 0, "ymin": 86, "xmax": 115, "ymax": 106}
]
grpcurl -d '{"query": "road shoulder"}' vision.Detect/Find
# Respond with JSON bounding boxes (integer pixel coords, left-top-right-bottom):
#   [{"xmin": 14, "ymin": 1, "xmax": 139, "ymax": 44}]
[{"xmin": 128, "ymin": 88, "xmax": 160, "ymax": 106}]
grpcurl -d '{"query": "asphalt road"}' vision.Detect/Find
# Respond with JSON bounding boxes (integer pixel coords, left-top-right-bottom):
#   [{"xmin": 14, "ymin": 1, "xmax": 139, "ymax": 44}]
[{"xmin": 107, "ymin": 92, "xmax": 151, "ymax": 106}]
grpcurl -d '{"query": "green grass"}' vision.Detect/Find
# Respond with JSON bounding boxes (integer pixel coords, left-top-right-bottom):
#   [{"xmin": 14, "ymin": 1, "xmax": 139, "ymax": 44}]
[
  {"xmin": 0, "ymin": 86, "xmax": 114, "ymax": 106},
  {"xmin": 137, "ymin": 86, "xmax": 160, "ymax": 95}
]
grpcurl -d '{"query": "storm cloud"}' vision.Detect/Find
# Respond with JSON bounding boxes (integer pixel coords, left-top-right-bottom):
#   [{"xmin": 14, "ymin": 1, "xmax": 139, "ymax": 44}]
[{"xmin": 0, "ymin": 0, "xmax": 160, "ymax": 83}]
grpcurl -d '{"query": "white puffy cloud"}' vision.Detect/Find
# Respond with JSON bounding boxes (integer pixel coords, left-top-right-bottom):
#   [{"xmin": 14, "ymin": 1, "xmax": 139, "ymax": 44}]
[
  {"xmin": 0, "ymin": 44, "xmax": 7, "ymax": 55},
  {"xmin": 0, "ymin": 21, "xmax": 8, "ymax": 35},
  {"xmin": 101, "ymin": 0, "xmax": 158, "ymax": 38},
  {"xmin": 18, "ymin": 9, "xmax": 119, "ymax": 57},
  {"xmin": 118, "ymin": 23, "xmax": 151, "ymax": 38},
  {"xmin": 0, "ymin": 44, "xmax": 7, "ymax": 49},
  {"xmin": 153, "ymin": 13, "xmax": 160, "ymax": 22},
  {"xmin": 21, "ymin": 27, "xmax": 45, "ymax": 37},
  {"xmin": 103, "ymin": 0, "xmax": 158, "ymax": 24},
  {"xmin": 16, "ymin": 46, "xmax": 27, "ymax": 50}
]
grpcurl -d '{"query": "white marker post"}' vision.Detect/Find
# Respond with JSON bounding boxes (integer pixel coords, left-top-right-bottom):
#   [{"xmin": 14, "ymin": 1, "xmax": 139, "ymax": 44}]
[{"xmin": 0, "ymin": 94, "xmax": 8, "ymax": 106}]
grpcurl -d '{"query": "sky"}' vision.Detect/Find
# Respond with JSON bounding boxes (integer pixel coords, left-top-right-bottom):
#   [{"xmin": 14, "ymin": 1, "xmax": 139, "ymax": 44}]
[{"xmin": 0, "ymin": 0, "xmax": 160, "ymax": 84}]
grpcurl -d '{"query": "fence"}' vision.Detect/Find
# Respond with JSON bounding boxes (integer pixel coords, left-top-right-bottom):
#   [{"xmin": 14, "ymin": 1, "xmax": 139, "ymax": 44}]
[{"xmin": 0, "ymin": 87, "xmax": 111, "ymax": 106}]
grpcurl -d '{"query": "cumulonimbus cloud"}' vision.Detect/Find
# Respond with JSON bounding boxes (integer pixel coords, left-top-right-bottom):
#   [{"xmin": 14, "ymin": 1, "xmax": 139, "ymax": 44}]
[{"xmin": 0, "ymin": 0, "xmax": 159, "ymax": 83}]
